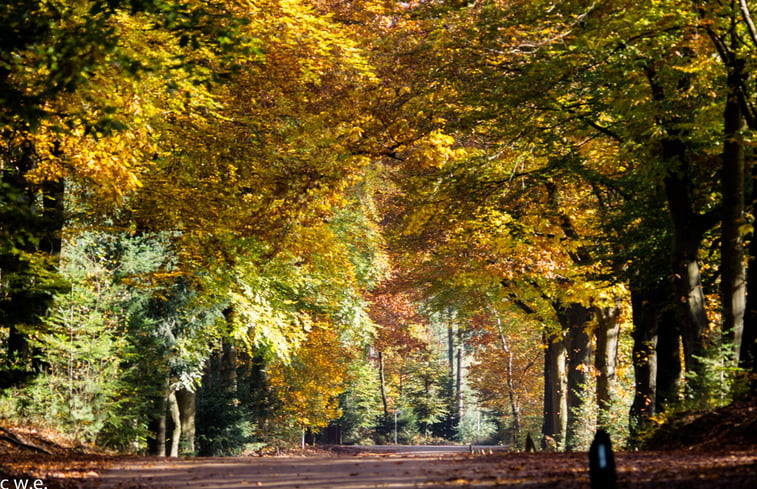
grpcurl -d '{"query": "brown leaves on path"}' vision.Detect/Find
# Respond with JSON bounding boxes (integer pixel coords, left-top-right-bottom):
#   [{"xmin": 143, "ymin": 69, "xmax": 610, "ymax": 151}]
[{"xmin": 2, "ymin": 448, "xmax": 756, "ymax": 489}]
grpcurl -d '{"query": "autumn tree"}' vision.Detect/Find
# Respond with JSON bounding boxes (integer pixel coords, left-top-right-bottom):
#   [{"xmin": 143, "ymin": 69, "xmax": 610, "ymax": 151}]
[
  {"xmin": 359, "ymin": 0, "xmax": 754, "ymax": 450},
  {"xmin": 267, "ymin": 325, "xmax": 352, "ymax": 447},
  {"xmin": 0, "ymin": 0, "xmax": 238, "ymax": 379},
  {"xmin": 467, "ymin": 310, "xmax": 543, "ymax": 447}
]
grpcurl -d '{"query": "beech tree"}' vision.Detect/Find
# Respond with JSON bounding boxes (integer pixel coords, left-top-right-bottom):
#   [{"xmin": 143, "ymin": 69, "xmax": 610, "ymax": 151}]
[{"xmin": 3, "ymin": 0, "xmax": 756, "ymax": 454}]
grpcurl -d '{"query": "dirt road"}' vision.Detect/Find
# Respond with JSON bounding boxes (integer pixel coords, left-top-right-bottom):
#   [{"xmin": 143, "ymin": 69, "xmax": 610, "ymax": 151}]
[{"xmin": 72, "ymin": 447, "xmax": 755, "ymax": 489}]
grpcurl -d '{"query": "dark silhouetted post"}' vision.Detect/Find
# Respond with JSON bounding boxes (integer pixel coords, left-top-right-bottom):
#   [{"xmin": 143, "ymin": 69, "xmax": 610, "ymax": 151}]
[
  {"xmin": 524, "ymin": 433, "xmax": 537, "ymax": 452},
  {"xmin": 589, "ymin": 429, "xmax": 617, "ymax": 489}
]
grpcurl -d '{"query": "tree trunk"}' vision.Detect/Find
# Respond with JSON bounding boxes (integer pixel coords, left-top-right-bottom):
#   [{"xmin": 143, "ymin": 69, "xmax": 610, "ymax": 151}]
[
  {"xmin": 448, "ymin": 322, "xmax": 455, "ymax": 395},
  {"xmin": 561, "ymin": 304, "xmax": 592, "ymax": 451},
  {"xmin": 176, "ymin": 389, "xmax": 196, "ymax": 454},
  {"xmin": 541, "ymin": 332, "xmax": 554, "ymax": 448},
  {"xmin": 378, "ymin": 351, "xmax": 389, "ymax": 424},
  {"xmin": 497, "ymin": 320, "xmax": 521, "ymax": 447},
  {"xmin": 656, "ymin": 305, "xmax": 682, "ymax": 413},
  {"xmin": 721, "ymin": 60, "xmax": 747, "ymax": 361},
  {"xmin": 736, "ymin": 10, "xmax": 757, "ymax": 392},
  {"xmin": 222, "ymin": 340, "xmax": 238, "ymax": 395},
  {"xmin": 456, "ymin": 347, "xmax": 464, "ymax": 422},
  {"xmin": 1, "ymin": 144, "xmax": 64, "ymax": 369},
  {"xmin": 629, "ymin": 286, "xmax": 659, "ymax": 439},
  {"xmin": 742, "ymin": 230, "xmax": 757, "ymax": 392},
  {"xmin": 542, "ymin": 329, "xmax": 567, "ymax": 451},
  {"xmin": 157, "ymin": 384, "xmax": 168, "ymax": 457},
  {"xmin": 595, "ymin": 301, "xmax": 621, "ymax": 429},
  {"xmin": 646, "ymin": 67, "xmax": 713, "ymax": 400},
  {"xmin": 168, "ymin": 390, "xmax": 181, "ymax": 457},
  {"xmin": 665, "ymin": 169, "xmax": 711, "ymax": 400}
]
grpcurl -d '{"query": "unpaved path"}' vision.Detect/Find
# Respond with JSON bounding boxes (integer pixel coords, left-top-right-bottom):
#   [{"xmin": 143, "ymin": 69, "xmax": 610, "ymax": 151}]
[
  {"xmin": 3, "ymin": 447, "xmax": 756, "ymax": 489},
  {"xmin": 74, "ymin": 448, "xmax": 756, "ymax": 489}
]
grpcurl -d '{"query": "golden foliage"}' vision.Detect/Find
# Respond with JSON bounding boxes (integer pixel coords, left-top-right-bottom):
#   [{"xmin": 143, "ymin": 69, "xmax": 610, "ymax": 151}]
[{"xmin": 267, "ymin": 324, "xmax": 353, "ymax": 428}]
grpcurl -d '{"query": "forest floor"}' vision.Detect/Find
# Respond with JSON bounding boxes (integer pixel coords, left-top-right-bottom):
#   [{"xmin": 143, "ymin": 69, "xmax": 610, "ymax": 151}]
[{"xmin": 1, "ymin": 397, "xmax": 755, "ymax": 489}]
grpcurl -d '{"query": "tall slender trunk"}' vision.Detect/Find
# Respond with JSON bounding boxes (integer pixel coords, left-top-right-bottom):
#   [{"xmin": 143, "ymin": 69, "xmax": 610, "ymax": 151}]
[
  {"xmin": 742, "ymin": 231, "xmax": 757, "ymax": 392},
  {"xmin": 157, "ymin": 381, "xmax": 169, "ymax": 457},
  {"xmin": 378, "ymin": 351, "xmax": 389, "ymax": 424},
  {"xmin": 721, "ymin": 58, "xmax": 747, "ymax": 360},
  {"xmin": 595, "ymin": 301, "xmax": 621, "ymax": 429},
  {"xmin": 542, "ymin": 329, "xmax": 567, "ymax": 451},
  {"xmin": 168, "ymin": 390, "xmax": 181, "ymax": 457},
  {"xmin": 456, "ymin": 347, "xmax": 464, "ymax": 422},
  {"xmin": 541, "ymin": 332, "xmax": 554, "ymax": 447},
  {"xmin": 497, "ymin": 317, "xmax": 521, "ymax": 447},
  {"xmin": 448, "ymin": 323, "xmax": 455, "ymax": 394},
  {"xmin": 222, "ymin": 340, "xmax": 238, "ymax": 396}
]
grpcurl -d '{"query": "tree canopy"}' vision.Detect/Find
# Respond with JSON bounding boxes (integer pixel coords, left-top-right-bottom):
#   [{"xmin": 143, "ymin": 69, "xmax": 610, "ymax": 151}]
[{"xmin": 1, "ymin": 0, "xmax": 756, "ymax": 454}]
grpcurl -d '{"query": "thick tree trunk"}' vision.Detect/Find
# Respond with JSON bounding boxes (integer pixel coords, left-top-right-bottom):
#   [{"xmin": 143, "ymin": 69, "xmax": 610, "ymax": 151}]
[
  {"xmin": 561, "ymin": 304, "xmax": 592, "ymax": 451},
  {"xmin": 157, "ymin": 384, "xmax": 168, "ymax": 457},
  {"xmin": 1, "ymin": 146, "xmax": 36, "ymax": 365},
  {"xmin": 656, "ymin": 305, "xmax": 682, "ymax": 413},
  {"xmin": 646, "ymin": 67, "xmax": 713, "ymax": 400},
  {"xmin": 664, "ymin": 169, "xmax": 711, "ymax": 400},
  {"xmin": 629, "ymin": 286, "xmax": 659, "ymax": 439},
  {"xmin": 176, "ymin": 389, "xmax": 196, "ymax": 454},
  {"xmin": 721, "ymin": 65, "xmax": 747, "ymax": 361},
  {"xmin": 595, "ymin": 301, "xmax": 621, "ymax": 429},
  {"xmin": 742, "ymin": 231, "xmax": 757, "ymax": 392},
  {"xmin": 1, "ymin": 145, "xmax": 64, "ymax": 368},
  {"xmin": 542, "ymin": 330, "xmax": 567, "ymax": 451}
]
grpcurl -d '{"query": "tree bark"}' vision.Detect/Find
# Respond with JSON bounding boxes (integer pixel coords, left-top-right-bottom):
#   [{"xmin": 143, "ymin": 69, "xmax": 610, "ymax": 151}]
[
  {"xmin": 378, "ymin": 351, "xmax": 389, "ymax": 424},
  {"xmin": 720, "ymin": 56, "xmax": 747, "ymax": 361},
  {"xmin": 742, "ymin": 231, "xmax": 757, "ymax": 392},
  {"xmin": 561, "ymin": 304, "xmax": 593, "ymax": 451},
  {"xmin": 645, "ymin": 66, "xmax": 713, "ymax": 398},
  {"xmin": 157, "ymin": 384, "xmax": 168, "ymax": 457},
  {"xmin": 656, "ymin": 304, "xmax": 682, "ymax": 413},
  {"xmin": 542, "ymin": 329, "xmax": 567, "ymax": 451},
  {"xmin": 497, "ymin": 319, "xmax": 521, "ymax": 447},
  {"xmin": 541, "ymin": 332, "xmax": 554, "ymax": 448},
  {"xmin": 448, "ymin": 322, "xmax": 455, "ymax": 395},
  {"xmin": 222, "ymin": 340, "xmax": 238, "ymax": 395},
  {"xmin": 456, "ymin": 346, "xmax": 464, "ymax": 422},
  {"xmin": 168, "ymin": 389, "xmax": 181, "ymax": 457},
  {"xmin": 1, "ymin": 143, "xmax": 64, "ymax": 369},
  {"xmin": 629, "ymin": 286, "xmax": 659, "ymax": 439},
  {"xmin": 176, "ymin": 389, "xmax": 196, "ymax": 454},
  {"xmin": 664, "ymin": 161, "xmax": 712, "ymax": 399},
  {"xmin": 595, "ymin": 301, "xmax": 621, "ymax": 429}
]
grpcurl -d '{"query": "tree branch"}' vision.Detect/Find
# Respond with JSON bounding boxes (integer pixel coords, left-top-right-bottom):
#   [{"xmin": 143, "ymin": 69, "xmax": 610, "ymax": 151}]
[
  {"xmin": 739, "ymin": 0, "xmax": 757, "ymax": 48},
  {"xmin": 0, "ymin": 427, "xmax": 54, "ymax": 455}
]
